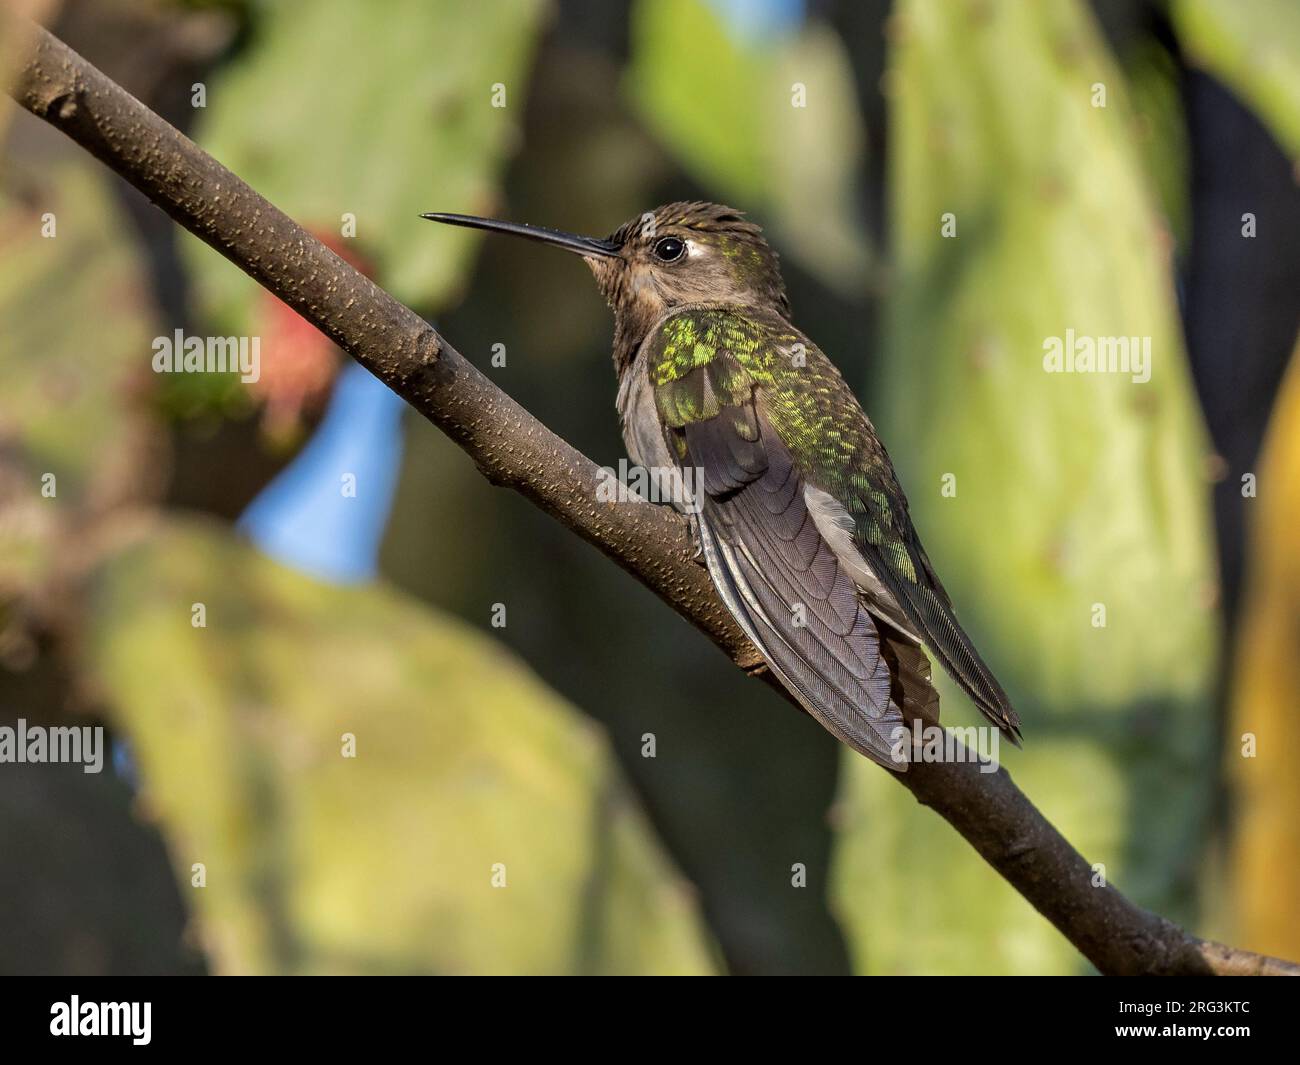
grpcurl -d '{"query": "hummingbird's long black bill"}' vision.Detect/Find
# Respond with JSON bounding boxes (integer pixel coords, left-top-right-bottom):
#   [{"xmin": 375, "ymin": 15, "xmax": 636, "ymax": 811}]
[{"xmin": 420, "ymin": 212, "xmax": 621, "ymax": 258}]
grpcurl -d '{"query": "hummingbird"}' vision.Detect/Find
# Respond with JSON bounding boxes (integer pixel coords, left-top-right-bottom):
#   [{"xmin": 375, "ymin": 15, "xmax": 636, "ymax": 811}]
[{"xmin": 422, "ymin": 202, "xmax": 1021, "ymax": 769}]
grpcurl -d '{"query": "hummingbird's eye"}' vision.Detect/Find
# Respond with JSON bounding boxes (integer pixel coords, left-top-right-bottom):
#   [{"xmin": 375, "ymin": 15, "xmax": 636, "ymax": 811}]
[{"xmin": 652, "ymin": 236, "xmax": 686, "ymax": 263}]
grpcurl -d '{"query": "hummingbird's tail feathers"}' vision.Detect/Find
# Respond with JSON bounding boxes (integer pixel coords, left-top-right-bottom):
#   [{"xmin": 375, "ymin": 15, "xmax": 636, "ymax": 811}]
[
  {"xmin": 683, "ymin": 415, "xmax": 917, "ymax": 770},
  {"xmin": 811, "ymin": 446, "xmax": 1022, "ymax": 741},
  {"xmin": 883, "ymin": 583, "xmax": 1023, "ymax": 744},
  {"xmin": 886, "ymin": 544, "xmax": 1023, "ymax": 744}
]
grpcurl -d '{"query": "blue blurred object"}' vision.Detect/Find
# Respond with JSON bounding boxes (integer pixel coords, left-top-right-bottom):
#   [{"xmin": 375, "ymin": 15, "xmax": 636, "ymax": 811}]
[
  {"xmin": 239, "ymin": 362, "xmax": 406, "ymax": 583},
  {"xmin": 112, "ymin": 737, "xmax": 137, "ymax": 790},
  {"xmin": 708, "ymin": 0, "xmax": 804, "ymax": 42}
]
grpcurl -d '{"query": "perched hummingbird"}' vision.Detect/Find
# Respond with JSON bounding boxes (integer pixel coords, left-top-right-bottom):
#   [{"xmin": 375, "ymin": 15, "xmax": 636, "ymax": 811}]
[{"xmin": 422, "ymin": 202, "xmax": 1021, "ymax": 769}]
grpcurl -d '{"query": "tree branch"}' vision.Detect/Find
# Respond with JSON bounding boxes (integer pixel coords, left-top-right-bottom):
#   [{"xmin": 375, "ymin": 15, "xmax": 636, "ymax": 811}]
[{"xmin": 4, "ymin": 14, "xmax": 1294, "ymax": 977}]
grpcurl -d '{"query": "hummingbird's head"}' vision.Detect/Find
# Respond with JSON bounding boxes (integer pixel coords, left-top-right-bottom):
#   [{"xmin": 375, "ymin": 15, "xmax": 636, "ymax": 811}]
[
  {"xmin": 590, "ymin": 201, "xmax": 789, "ymax": 321},
  {"xmin": 422, "ymin": 201, "xmax": 790, "ymax": 362}
]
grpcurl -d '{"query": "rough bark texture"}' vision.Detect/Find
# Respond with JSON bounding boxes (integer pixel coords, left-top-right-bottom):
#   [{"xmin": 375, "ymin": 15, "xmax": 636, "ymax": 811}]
[{"xmin": 4, "ymin": 13, "xmax": 1295, "ymax": 976}]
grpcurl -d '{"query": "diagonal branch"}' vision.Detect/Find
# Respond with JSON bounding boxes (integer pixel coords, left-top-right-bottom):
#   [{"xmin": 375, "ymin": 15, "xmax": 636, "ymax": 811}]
[{"xmin": 4, "ymin": 14, "xmax": 1294, "ymax": 977}]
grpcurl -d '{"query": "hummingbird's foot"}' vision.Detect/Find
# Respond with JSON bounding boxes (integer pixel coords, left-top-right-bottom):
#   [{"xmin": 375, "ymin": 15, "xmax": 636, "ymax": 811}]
[{"xmin": 686, "ymin": 512, "xmax": 706, "ymax": 565}]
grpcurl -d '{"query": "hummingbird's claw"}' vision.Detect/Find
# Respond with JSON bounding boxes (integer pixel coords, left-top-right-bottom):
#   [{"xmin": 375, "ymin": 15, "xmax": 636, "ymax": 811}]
[{"xmin": 686, "ymin": 513, "xmax": 707, "ymax": 565}]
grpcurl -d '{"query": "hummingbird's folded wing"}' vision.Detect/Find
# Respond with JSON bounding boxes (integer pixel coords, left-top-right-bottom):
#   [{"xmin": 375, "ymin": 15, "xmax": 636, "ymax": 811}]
[
  {"xmin": 649, "ymin": 308, "xmax": 1019, "ymax": 760},
  {"xmin": 653, "ymin": 329, "xmax": 937, "ymax": 768}
]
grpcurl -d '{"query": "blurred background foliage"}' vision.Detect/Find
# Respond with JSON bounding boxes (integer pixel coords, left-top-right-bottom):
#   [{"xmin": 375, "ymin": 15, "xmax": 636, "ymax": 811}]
[
  {"xmin": 87, "ymin": 517, "xmax": 714, "ymax": 974},
  {"xmin": 0, "ymin": 0, "xmax": 1297, "ymax": 975}
]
